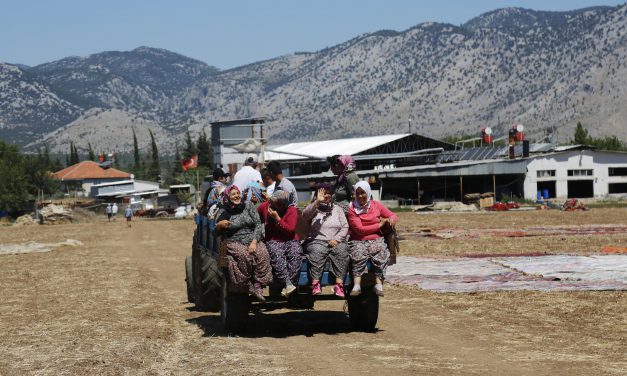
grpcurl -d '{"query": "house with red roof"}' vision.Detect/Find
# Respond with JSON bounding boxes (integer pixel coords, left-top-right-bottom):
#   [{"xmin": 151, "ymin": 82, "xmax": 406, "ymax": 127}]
[{"xmin": 53, "ymin": 161, "xmax": 132, "ymax": 197}]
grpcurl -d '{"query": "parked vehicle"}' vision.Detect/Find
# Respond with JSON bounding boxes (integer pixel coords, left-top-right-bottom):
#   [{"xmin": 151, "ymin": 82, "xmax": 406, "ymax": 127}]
[{"xmin": 185, "ymin": 214, "xmax": 380, "ymax": 333}]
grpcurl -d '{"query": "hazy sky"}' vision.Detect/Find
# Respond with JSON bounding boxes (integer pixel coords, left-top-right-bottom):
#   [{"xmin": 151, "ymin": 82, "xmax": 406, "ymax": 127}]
[{"xmin": 1, "ymin": 0, "xmax": 625, "ymax": 69}]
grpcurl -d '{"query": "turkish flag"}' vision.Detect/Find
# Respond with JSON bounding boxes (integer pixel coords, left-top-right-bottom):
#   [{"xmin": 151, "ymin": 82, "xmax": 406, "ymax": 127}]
[{"xmin": 181, "ymin": 154, "xmax": 198, "ymax": 171}]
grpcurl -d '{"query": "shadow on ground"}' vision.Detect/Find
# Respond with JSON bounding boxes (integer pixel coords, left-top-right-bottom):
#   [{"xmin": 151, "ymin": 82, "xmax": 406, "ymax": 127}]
[{"xmin": 187, "ymin": 305, "xmax": 380, "ymax": 338}]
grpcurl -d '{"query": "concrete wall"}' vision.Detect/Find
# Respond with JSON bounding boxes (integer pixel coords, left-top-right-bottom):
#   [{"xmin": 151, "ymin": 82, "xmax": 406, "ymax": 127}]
[{"xmin": 524, "ymin": 150, "xmax": 627, "ymax": 200}]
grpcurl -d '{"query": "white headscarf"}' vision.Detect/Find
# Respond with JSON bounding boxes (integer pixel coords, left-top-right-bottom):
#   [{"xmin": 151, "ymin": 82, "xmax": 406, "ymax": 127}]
[{"xmin": 352, "ymin": 180, "xmax": 372, "ymax": 215}]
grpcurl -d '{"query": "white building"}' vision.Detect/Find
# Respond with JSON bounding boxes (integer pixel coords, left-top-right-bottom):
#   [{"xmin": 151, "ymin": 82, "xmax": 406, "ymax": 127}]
[{"xmin": 525, "ymin": 149, "xmax": 627, "ymax": 199}]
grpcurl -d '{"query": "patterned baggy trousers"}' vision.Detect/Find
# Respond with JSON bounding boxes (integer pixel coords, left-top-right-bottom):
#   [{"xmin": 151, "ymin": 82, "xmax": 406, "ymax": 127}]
[
  {"xmin": 348, "ymin": 237, "xmax": 389, "ymax": 280},
  {"xmin": 304, "ymin": 240, "xmax": 350, "ymax": 282},
  {"xmin": 266, "ymin": 239, "xmax": 303, "ymax": 286}
]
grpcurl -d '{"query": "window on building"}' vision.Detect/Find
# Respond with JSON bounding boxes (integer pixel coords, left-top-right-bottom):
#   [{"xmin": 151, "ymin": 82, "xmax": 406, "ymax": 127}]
[
  {"xmin": 609, "ymin": 183, "xmax": 627, "ymax": 194},
  {"xmin": 536, "ymin": 170, "xmax": 556, "ymax": 178},
  {"xmin": 567, "ymin": 169, "xmax": 593, "ymax": 177},
  {"xmin": 608, "ymin": 167, "xmax": 627, "ymax": 177}
]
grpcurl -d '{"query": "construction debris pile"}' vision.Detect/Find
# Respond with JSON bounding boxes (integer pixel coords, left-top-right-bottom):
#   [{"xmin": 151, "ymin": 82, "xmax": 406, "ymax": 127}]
[{"xmin": 38, "ymin": 204, "xmax": 73, "ymax": 225}]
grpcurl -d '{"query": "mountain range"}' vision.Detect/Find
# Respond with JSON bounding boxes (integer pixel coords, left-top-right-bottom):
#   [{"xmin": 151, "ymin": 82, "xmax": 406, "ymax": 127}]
[{"xmin": 1, "ymin": 4, "xmax": 627, "ymax": 155}]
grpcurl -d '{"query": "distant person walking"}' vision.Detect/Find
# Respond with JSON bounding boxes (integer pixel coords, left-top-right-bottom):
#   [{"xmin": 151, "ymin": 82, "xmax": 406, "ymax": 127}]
[
  {"xmin": 125, "ymin": 206, "xmax": 133, "ymax": 227},
  {"xmin": 111, "ymin": 203, "xmax": 119, "ymax": 222},
  {"xmin": 106, "ymin": 203, "xmax": 112, "ymax": 222}
]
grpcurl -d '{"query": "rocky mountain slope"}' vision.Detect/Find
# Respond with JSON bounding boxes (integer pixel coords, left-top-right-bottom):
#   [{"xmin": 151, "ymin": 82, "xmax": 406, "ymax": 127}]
[{"xmin": 2, "ymin": 5, "xmax": 627, "ymax": 154}]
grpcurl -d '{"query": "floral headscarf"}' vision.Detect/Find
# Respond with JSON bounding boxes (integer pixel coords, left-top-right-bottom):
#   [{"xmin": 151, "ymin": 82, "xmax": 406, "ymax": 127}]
[
  {"xmin": 335, "ymin": 155, "xmax": 356, "ymax": 186},
  {"xmin": 352, "ymin": 180, "xmax": 372, "ymax": 215},
  {"xmin": 337, "ymin": 155, "xmax": 356, "ymax": 173},
  {"xmin": 221, "ymin": 185, "xmax": 246, "ymax": 214},
  {"xmin": 244, "ymin": 181, "xmax": 265, "ymax": 203}
]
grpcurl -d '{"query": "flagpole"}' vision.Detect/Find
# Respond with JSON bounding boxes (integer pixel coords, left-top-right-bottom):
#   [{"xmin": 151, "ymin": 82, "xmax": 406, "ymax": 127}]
[{"xmin": 196, "ymin": 168, "xmax": 200, "ymax": 203}]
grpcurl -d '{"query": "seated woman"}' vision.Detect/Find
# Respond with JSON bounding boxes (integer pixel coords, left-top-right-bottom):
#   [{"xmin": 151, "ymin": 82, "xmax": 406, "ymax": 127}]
[
  {"xmin": 214, "ymin": 185, "xmax": 272, "ymax": 302},
  {"xmin": 302, "ymin": 184, "xmax": 349, "ymax": 298},
  {"xmin": 257, "ymin": 190, "xmax": 302, "ymax": 298},
  {"xmin": 347, "ymin": 181, "xmax": 398, "ymax": 297}
]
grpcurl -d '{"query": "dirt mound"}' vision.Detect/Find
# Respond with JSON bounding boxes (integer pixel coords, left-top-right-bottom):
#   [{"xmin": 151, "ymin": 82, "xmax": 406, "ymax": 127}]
[{"xmin": 14, "ymin": 215, "xmax": 37, "ymax": 226}]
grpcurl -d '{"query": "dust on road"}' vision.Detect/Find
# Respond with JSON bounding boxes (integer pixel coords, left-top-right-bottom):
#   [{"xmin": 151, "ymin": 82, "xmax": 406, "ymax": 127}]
[{"xmin": 1, "ymin": 209, "xmax": 625, "ymax": 375}]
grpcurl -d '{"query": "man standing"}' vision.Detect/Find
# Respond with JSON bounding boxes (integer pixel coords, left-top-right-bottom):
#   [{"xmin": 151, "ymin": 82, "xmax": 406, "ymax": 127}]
[
  {"xmin": 106, "ymin": 203, "xmax": 112, "ymax": 222},
  {"xmin": 124, "ymin": 205, "xmax": 133, "ymax": 228},
  {"xmin": 232, "ymin": 154, "xmax": 262, "ymax": 190},
  {"xmin": 266, "ymin": 161, "xmax": 298, "ymax": 206},
  {"xmin": 112, "ymin": 202, "xmax": 118, "ymax": 222}
]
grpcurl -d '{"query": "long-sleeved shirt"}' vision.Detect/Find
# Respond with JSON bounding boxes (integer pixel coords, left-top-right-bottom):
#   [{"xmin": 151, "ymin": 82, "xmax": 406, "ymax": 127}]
[
  {"xmin": 214, "ymin": 201, "xmax": 264, "ymax": 244},
  {"xmin": 257, "ymin": 201, "xmax": 299, "ymax": 242},
  {"xmin": 302, "ymin": 202, "xmax": 348, "ymax": 242},
  {"xmin": 333, "ymin": 172, "xmax": 360, "ymax": 204},
  {"xmin": 348, "ymin": 200, "xmax": 398, "ymax": 241}
]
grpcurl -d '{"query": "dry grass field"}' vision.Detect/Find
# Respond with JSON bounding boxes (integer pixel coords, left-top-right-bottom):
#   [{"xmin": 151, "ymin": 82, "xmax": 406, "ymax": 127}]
[{"xmin": 0, "ymin": 208, "xmax": 625, "ymax": 375}]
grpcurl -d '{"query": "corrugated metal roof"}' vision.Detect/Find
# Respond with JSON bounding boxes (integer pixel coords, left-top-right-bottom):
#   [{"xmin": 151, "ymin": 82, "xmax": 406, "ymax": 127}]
[{"xmin": 264, "ymin": 134, "xmax": 411, "ymax": 161}]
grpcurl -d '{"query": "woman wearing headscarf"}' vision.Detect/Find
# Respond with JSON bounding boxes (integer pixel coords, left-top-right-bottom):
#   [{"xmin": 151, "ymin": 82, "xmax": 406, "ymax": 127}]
[
  {"xmin": 302, "ymin": 183, "xmax": 349, "ymax": 297},
  {"xmin": 347, "ymin": 181, "xmax": 398, "ymax": 297},
  {"xmin": 243, "ymin": 181, "xmax": 265, "ymax": 205},
  {"xmin": 257, "ymin": 190, "xmax": 302, "ymax": 297},
  {"xmin": 330, "ymin": 155, "xmax": 360, "ymax": 213},
  {"xmin": 214, "ymin": 185, "xmax": 272, "ymax": 302}
]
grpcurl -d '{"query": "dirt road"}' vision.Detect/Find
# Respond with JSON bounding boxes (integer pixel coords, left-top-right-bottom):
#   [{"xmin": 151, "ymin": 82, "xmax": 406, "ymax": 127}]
[{"xmin": 1, "ymin": 210, "xmax": 625, "ymax": 375}]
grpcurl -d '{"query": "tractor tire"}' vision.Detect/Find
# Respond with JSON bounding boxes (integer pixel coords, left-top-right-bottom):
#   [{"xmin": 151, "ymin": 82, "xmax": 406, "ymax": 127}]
[
  {"xmin": 192, "ymin": 243, "xmax": 221, "ymax": 312},
  {"xmin": 185, "ymin": 256, "xmax": 194, "ymax": 303},
  {"xmin": 347, "ymin": 287, "xmax": 379, "ymax": 331},
  {"xmin": 220, "ymin": 277, "xmax": 250, "ymax": 334}
]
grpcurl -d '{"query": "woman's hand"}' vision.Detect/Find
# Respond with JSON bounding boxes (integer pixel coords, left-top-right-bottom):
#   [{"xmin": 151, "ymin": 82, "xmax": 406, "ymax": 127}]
[
  {"xmin": 316, "ymin": 188, "xmax": 326, "ymax": 203},
  {"xmin": 248, "ymin": 239, "xmax": 258, "ymax": 253},
  {"xmin": 378, "ymin": 217, "xmax": 389, "ymax": 229},
  {"xmin": 268, "ymin": 206, "xmax": 281, "ymax": 222},
  {"xmin": 216, "ymin": 220, "xmax": 231, "ymax": 231},
  {"xmin": 387, "ymin": 217, "xmax": 397, "ymax": 228},
  {"xmin": 328, "ymin": 239, "xmax": 339, "ymax": 248}
]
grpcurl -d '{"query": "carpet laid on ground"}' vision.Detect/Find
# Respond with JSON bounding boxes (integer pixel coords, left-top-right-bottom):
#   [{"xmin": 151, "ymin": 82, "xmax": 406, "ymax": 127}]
[{"xmin": 387, "ymin": 255, "xmax": 627, "ymax": 292}]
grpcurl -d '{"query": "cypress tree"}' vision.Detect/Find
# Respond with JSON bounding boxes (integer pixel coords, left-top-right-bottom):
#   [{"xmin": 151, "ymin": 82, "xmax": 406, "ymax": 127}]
[
  {"xmin": 148, "ymin": 129, "xmax": 160, "ymax": 181},
  {"xmin": 87, "ymin": 142, "xmax": 96, "ymax": 161},
  {"xmin": 196, "ymin": 129, "xmax": 212, "ymax": 166},
  {"xmin": 183, "ymin": 131, "xmax": 197, "ymax": 159},
  {"xmin": 132, "ymin": 128, "xmax": 141, "ymax": 173}
]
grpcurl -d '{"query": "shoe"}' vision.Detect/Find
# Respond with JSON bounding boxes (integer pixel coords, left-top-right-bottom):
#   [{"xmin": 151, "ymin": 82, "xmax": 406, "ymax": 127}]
[
  {"xmin": 281, "ymin": 283, "xmax": 296, "ymax": 298},
  {"xmin": 311, "ymin": 280, "xmax": 321, "ymax": 295},
  {"xmin": 374, "ymin": 283, "xmax": 384, "ymax": 297},
  {"xmin": 349, "ymin": 285, "xmax": 361, "ymax": 296},
  {"xmin": 249, "ymin": 286, "xmax": 266, "ymax": 302},
  {"xmin": 333, "ymin": 284, "xmax": 345, "ymax": 298}
]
